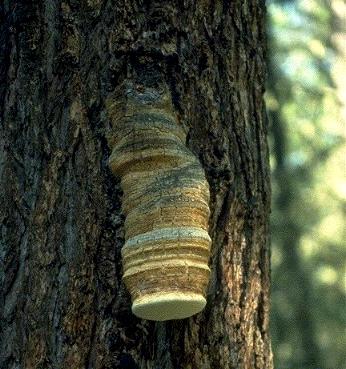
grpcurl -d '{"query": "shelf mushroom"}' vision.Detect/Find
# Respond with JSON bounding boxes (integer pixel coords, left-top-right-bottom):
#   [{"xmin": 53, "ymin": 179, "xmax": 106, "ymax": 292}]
[{"xmin": 107, "ymin": 82, "xmax": 211, "ymax": 321}]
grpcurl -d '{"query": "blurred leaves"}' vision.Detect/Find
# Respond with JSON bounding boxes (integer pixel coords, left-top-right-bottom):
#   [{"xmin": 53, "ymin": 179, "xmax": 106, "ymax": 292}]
[{"xmin": 267, "ymin": 0, "xmax": 345, "ymax": 368}]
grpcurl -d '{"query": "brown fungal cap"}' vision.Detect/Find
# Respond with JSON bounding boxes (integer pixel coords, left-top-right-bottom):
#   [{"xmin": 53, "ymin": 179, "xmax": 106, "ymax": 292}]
[{"xmin": 107, "ymin": 82, "xmax": 211, "ymax": 321}]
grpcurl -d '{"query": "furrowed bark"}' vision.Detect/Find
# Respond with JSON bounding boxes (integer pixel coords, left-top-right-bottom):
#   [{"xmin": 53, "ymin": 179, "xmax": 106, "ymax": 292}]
[{"xmin": 0, "ymin": 1, "xmax": 272, "ymax": 368}]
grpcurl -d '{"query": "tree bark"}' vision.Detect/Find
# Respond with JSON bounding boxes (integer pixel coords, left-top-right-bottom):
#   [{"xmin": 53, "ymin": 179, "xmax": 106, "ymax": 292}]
[{"xmin": 0, "ymin": 1, "xmax": 272, "ymax": 368}]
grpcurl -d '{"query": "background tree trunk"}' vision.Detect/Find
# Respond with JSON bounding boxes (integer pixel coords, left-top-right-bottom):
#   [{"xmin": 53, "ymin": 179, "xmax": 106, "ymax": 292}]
[{"xmin": 0, "ymin": 1, "xmax": 272, "ymax": 368}]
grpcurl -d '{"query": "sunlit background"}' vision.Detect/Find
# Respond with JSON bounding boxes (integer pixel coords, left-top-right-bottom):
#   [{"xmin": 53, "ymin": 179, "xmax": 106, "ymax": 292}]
[{"xmin": 266, "ymin": 0, "xmax": 345, "ymax": 368}]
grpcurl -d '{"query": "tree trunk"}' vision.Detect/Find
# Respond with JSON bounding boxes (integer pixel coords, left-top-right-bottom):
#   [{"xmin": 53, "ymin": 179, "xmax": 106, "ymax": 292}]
[{"xmin": 0, "ymin": 1, "xmax": 272, "ymax": 368}]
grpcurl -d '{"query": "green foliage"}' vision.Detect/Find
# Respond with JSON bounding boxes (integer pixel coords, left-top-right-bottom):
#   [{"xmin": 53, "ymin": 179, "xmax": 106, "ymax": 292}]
[{"xmin": 267, "ymin": 0, "xmax": 346, "ymax": 368}]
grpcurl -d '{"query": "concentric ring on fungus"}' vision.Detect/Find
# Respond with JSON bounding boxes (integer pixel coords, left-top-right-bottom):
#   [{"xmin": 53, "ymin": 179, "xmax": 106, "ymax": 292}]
[{"xmin": 107, "ymin": 82, "xmax": 211, "ymax": 321}]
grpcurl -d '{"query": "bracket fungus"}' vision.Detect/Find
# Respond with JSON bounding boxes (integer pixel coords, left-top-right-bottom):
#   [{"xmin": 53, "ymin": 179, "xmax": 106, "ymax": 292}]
[{"xmin": 107, "ymin": 82, "xmax": 211, "ymax": 321}]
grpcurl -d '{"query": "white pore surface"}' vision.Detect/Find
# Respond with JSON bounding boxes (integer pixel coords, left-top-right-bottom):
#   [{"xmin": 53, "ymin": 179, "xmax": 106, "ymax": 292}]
[{"xmin": 132, "ymin": 292, "xmax": 206, "ymax": 321}]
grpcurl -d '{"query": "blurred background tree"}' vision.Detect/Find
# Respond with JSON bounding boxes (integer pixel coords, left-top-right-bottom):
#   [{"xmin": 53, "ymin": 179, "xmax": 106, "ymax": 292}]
[{"xmin": 266, "ymin": 0, "xmax": 346, "ymax": 368}]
